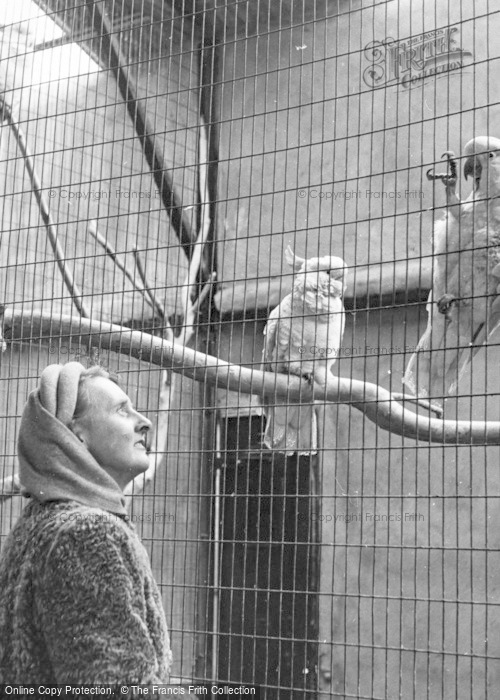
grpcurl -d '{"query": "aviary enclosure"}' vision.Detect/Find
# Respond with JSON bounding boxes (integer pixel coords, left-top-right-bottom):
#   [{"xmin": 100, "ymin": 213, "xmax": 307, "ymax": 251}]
[{"xmin": 0, "ymin": 0, "xmax": 499, "ymax": 697}]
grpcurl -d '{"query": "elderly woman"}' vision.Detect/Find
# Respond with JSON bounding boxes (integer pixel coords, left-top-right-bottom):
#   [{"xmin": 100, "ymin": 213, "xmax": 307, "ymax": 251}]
[{"xmin": 0, "ymin": 362, "xmax": 172, "ymax": 683}]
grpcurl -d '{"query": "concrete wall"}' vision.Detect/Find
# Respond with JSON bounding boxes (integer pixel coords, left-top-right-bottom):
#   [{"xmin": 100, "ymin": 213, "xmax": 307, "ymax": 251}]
[{"xmin": 318, "ymin": 306, "xmax": 500, "ymax": 699}]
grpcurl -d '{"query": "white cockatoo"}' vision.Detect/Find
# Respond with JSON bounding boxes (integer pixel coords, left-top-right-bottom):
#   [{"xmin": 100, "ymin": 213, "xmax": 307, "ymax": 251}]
[
  {"xmin": 262, "ymin": 247, "xmax": 347, "ymax": 454},
  {"xmin": 403, "ymin": 136, "xmax": 500, "ymax": 407}
]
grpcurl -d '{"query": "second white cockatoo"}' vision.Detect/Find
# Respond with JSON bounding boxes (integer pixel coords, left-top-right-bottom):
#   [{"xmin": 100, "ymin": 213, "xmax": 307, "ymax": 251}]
[
  {"xmin": 262, "ymin": 247, "xmax": 348, "ymax": 454},
  {"xmin": 403, "ymin": 136, "xmax": 500, "ymax": 408}
]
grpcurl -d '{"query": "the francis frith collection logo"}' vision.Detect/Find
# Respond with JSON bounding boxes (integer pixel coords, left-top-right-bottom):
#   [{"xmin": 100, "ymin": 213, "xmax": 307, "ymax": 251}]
[{"xmin": 363, "ymin": 26, "xmax": 473, "ymax": 89}]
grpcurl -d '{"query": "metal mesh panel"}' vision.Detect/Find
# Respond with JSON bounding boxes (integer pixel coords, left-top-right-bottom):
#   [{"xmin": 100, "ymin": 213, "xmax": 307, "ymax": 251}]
[{"xmin": 1, "ymin": 0, "xmax": 499, "ymax": 697}]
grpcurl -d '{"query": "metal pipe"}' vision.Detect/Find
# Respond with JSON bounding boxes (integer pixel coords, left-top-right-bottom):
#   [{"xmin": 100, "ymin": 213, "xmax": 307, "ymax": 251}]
[{"xmin": 212, "ymin": 415, "xmax": 222, "ymax": 682}]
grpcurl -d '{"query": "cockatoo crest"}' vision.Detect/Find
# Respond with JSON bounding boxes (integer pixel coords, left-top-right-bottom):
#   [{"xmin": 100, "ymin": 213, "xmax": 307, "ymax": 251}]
[{"xmin": 285, "ymin": 245, "xmax": 347, "ymax": 297}]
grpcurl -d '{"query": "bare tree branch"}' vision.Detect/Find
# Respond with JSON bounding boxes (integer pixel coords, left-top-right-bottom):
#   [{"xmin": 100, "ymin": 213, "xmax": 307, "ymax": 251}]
[
  {"xmin": 131, "ymin": 247, "xmax": 167, "ymax": 322},
  {"xmin": 3, "ymin": 309, "xmax": 500, "ymax": 445},
  {"xmin": 87, "ymin": 221, "xmax": 155, "ymax": 313},
  {"xmin": 178, "ymin": 116, "xmax": 213, "ymax": 343},
  {"xmin": 127, "ymin": 117, "xmax": 214, "ymax": 496},
  {"xmin": 0, "ymin": 98, "xmax": 90, "ymax": 318}
]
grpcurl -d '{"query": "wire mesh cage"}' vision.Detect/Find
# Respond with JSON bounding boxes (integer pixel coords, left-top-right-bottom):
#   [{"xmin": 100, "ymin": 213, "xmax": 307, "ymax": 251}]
[{"xmin": 0, "ymin": 0, "xmax": 499, "ymax": 697}]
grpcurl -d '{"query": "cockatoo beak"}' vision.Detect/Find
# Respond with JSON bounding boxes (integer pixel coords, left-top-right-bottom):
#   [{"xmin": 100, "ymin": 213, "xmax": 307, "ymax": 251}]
[
  {"xmin": 464, "ymin": 155, "xmax": 481, "ymax": 181},
  {"xmin": 328, "ymin": 260, "xmax": 348, "ymax": 283}
]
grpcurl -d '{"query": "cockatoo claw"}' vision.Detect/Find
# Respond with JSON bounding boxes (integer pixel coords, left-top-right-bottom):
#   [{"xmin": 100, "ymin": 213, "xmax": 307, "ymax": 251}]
[
  {"xmin": 426, "ymin": 167, "xmax": 437, "ymax": 181},
  {"xmin": 437, "ymin": 293, "xmax": 459, "ymax": 321},
  {"xmin": 426, "ymin": 151, "xmax": 458, "ymax": 186},
  {"xmin": 441, "ymin": 150, "xmax": 458, "ymax": 175}
]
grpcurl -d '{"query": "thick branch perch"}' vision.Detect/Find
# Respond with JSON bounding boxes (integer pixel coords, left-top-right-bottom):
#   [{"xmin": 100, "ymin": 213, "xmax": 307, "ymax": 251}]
[{"xmin": 3, "ymin": 309, "xmax": 500, "ymax": 445}]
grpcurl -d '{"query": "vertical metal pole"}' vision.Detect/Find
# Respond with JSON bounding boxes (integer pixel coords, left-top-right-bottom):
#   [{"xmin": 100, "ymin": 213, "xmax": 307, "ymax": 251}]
[{"xmin": 212, "ymin": 417, "xmax": 222, "ymax": 682}]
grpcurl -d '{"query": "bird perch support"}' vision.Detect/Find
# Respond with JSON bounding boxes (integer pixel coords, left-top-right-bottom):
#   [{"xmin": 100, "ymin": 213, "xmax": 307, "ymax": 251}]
[{"xmin": 3, "ymin": 309, "xmax": 500, "ymax": 445}]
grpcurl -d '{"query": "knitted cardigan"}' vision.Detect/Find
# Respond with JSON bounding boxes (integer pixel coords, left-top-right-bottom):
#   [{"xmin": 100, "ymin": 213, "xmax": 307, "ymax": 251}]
[{"xmin": 0, "ymin": 499, "xmax": 172, "ymax": 683}]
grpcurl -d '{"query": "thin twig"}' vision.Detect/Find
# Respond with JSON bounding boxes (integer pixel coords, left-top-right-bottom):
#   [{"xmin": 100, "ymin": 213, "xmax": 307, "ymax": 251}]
[
  {"xmin": 0, "ymin": 98, "xmax": 90, "ymax": 318},
  {"xmin": 87, "ymin": 221, "xmax": 154, "ymax": 312},
  {"xmin": 131, "ymin": 247, "xmax": 166, "ymax": 321},
  {"xmin": 4, "ymin": 309, "xmax": 500, "ymax": 446}
]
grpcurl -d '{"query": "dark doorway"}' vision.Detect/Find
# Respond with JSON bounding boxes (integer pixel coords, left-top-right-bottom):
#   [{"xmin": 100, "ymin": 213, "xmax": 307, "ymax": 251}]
[{"xmin": 217, "ymin": 416, "xmax": 319, "ymax": 699}]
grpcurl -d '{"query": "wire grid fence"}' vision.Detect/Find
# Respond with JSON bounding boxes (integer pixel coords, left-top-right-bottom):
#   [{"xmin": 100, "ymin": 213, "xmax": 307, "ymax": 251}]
[{"xmin": 0, "ymin": 0, "xmax": 500, "ymax": 697}]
